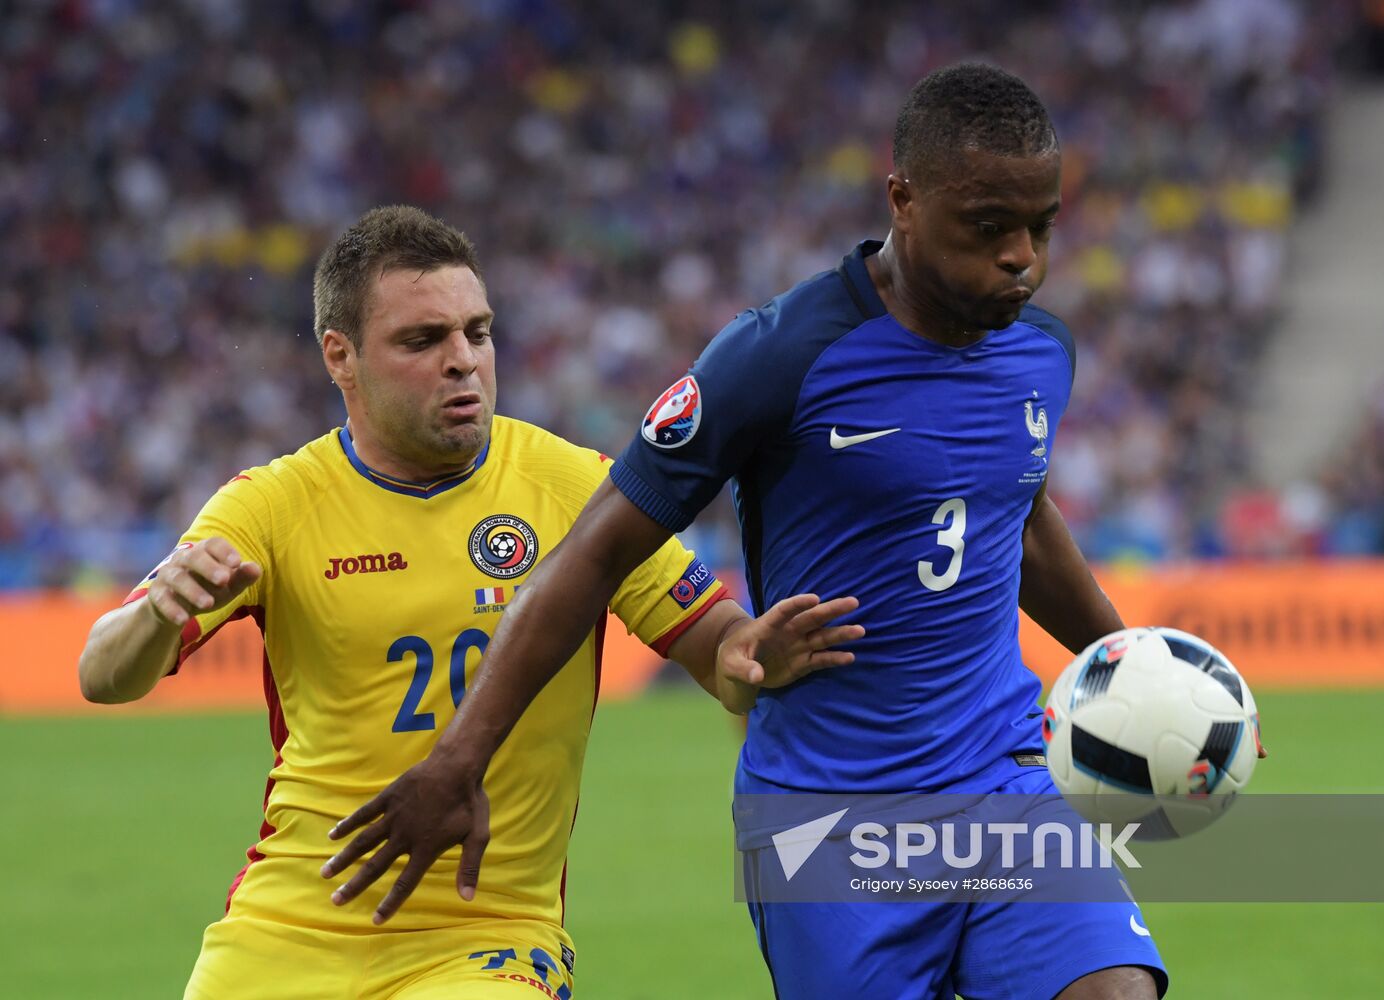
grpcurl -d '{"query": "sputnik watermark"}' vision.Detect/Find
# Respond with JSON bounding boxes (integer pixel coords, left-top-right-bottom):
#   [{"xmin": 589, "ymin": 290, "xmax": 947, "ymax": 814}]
[
  {"xmin": 737, "ymin": 793, "xmax": 1159, "ymax": 904},
  {"xmin": 768, "ymin": 810, "xmax": 1139, "ymax": 883},
  {"xmin": 843, "ymin": 819, "xmax": 1140, "ymax": 873},
  {"xmin": 738, "ymin": 793, "xmax": 1384, "ymax": 904}
]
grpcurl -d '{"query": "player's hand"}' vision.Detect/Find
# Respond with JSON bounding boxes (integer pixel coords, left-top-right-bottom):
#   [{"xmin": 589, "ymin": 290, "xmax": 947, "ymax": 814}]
[
  {"xmin": 145, "ymin": 537, "xmax": 261, "ymax": 629},
  {"xmin": 716, "ymin": 594, "xmax": 865, "ymax": 713},
  {"xmin": 321, "ymin": 754, "xmax": 490, "ymax": 925}
]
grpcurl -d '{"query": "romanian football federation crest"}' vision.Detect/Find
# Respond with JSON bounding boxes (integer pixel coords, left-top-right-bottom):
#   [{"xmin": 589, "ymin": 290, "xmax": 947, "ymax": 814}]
[
  {"xmin": 641, "ymin": 375, "xmax": 702, "ymax": 448},
  {"xmin": 469, "ymin": 514, "xmax": 538, "ymax": 579}
]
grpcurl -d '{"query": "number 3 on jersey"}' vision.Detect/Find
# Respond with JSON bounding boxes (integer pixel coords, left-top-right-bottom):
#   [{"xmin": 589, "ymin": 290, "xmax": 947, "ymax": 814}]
[
  {"xmin": 918, "ymin": 497, "xmax": 966, "ymax": 592},
  {"xmin": 390, "ymin": 629, "xmax": 490, "ymax": 733}
]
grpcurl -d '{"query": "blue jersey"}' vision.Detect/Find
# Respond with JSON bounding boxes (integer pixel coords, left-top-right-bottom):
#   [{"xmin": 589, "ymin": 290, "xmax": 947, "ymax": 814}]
[{"xmin": 611, "ymin": 241, "xmax": 1076, "ymax": 793}]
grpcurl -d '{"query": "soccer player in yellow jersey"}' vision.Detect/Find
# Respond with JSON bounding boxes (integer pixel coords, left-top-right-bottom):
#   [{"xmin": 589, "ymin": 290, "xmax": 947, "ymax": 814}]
[{"xmin": 77, "ymin": 205, "xmax": 863, "ymax": 999}]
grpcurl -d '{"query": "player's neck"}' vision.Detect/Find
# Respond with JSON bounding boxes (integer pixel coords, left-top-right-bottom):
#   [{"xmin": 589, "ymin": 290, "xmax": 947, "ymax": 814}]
[
  {"xmin": 867, "ymin": 236, "xmax": 987, "ymax": 349},
  {"xmin": 344, "ymin": 421, "xmax": 480, "ymax": 485}
]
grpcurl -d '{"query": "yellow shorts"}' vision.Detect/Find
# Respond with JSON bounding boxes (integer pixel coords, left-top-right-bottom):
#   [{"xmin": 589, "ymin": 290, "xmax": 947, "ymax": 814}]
[{"xmin": 184, "ymin": 914, "xmax": 576, "ymax": 999}]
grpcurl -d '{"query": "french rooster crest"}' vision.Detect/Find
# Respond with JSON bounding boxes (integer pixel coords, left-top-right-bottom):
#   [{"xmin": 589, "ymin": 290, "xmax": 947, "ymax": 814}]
[{"xmin": 1024, "ymin": 399, "xmax": 1048, "ymax": 457}]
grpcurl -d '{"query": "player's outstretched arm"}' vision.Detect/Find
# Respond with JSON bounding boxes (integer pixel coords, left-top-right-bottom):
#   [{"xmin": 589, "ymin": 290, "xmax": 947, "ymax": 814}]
[
  {"xmin": 322, "ymin": 478, "xmax": 673, "ymax": 925},
  {"xmin": 1018, "ymin": 483, "xmax": 1122, "ymax": 653},
  {"xmin": 77, "ymin": 538, "xmax": 261, "ymax": 704},
  {"xmin": 680, "ymin": 594, "xmax": 865, "ymax": 715}
]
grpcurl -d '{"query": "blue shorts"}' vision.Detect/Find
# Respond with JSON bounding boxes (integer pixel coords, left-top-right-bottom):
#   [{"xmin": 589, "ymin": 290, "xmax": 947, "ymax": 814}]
[{"xmin": 742, "ymin": 766, "xmax": 1168, "ymax": 1000}]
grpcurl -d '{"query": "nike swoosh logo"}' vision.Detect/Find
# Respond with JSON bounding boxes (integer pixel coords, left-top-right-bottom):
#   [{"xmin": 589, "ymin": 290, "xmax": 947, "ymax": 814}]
[
  {"xmin": 829, "ymin": 427, "xmax": 901, "ymax": 450},
  {"xmin": 1129, "ymin": 914, "xmax": 1151, "ymax": 937}
]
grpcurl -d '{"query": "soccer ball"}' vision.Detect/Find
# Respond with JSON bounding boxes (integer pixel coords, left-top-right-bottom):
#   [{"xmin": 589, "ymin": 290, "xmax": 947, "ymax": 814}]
[
  {"xmin": 489, "ymin": 532, "xmax": 518, "ymax": 561},
  {"xmin": 1042, "ymin": 627, "xmax": 1262, "ymax": 839}
]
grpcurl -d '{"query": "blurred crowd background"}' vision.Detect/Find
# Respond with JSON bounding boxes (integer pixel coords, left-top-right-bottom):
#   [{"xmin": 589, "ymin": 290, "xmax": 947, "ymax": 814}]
[{"xmin": 2, "ymin": 0, "xmax": 1381, "ymax": 589}]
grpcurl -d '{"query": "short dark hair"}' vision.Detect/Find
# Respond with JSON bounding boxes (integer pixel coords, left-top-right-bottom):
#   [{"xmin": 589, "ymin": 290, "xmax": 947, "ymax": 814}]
[
  {"xmin": 313, "ymin": 205, "xmax": 481, "ymax": 348},
  {"xmin": 892, "ymin": 63, "xmax": 1058, "ymax": 186}
]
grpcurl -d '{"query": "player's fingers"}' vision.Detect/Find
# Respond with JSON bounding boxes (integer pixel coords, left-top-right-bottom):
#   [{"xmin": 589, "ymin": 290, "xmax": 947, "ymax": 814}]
[
  {"xmin": 457, "ymin": 798, "xmax": 491, "ymax": 902},
  {"xmin": 806, "ymin": 624, "xmax": 867, "ymax": 651},
  {"xmin": 761, "ymin": 593, "xmax": 821, "ymax": 631},
  {"xmin": 803, "ymin": 650, "xmax": 855, "ymax": 673},
  {"xmin": 185, "ymin": 549, "xmax": 260, "ymax": 602},
  {"xmin": 147, "ymin": 582, "xmax": 204, "ymax": 628},
  {"xmin": 331, "ymin": 841, "xmax": 404, "ymax": 908},
  {"xmin": 227, "ymin": 561, "xmax": 263, "ymax": 595},
  {"xmin": 156, "ymin": 565, "xmax": 217, "ymax": 611},
  {"xmin": 789, "ymin": 595, "xmax": 861, "ymax": 632},
  {"xmin": 329, "ymin": 836, "xmax": 399, "ymax": 898},
  {"xmin": 181, "ymin": 548, "xmax": 237, "ymax": 589},
  {"xmin": 720, "ymin": 647, "xmax": 767, "ymax": 685},
  {"xmin": 199, "ymin": 536, "xmax": 244, "ymax": 568},
  {"xmin": 375, "ymin": 854, "xmax": 433, "ymax": 924},
  {"xmin": 329, "ymin": 793, "xmax": 388, "ymax": 841},
  {"xmin": 321, "ymin": 818, "xmax": 390, "ymax": 878},
  {"xmin": 145, "ymin": 589, "xmax": 190, "ymax": 628}
]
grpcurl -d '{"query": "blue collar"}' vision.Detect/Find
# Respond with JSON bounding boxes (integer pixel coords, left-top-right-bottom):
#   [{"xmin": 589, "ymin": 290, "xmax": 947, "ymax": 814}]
[
  {"xmin": 836, "ymin": 240, "xmax": 890, "ymax": 322},
  {"xmin": 337, "ymin": 426, "xmax": 489, "ymax": 499}
]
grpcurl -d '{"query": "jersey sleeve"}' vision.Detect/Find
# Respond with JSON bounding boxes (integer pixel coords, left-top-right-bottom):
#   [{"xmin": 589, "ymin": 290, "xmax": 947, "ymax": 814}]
[
  {"xmin": 518, "ymin": 436, "xmax": 730, "ymax": 656},
  {"xmin": 609, "ymin": 307, "xmax": 802, "ymax": 532},
  {"xmin": 122, "ymin": 472, "xmax": 272, "ymax": 667},
  {"xmin": 1018, "ymin": 303, "xmax": 1078, "ymax": 447},
  {"xmin": 608, "ymin": 538, "xmax": 729, "ymax": 657},
  {"xmin": 1020, "ymin": 303, "xmax": 1077, "ymax": 389}
]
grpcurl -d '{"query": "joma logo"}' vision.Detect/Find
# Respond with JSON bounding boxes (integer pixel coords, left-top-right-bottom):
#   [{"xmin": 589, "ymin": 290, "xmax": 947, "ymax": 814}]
[{"xmin": 324, "ymin": 552, "xmax": 408, "ymax": 579}]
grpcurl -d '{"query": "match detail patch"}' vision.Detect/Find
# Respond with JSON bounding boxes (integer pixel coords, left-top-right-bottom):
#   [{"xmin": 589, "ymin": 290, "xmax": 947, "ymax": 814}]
[
  {"xmin": 641, "ymin": 375, "xmax": 702, "ymax": 449},
  {"xmin": 669, "ymin": 557, "xmax": 715, "ymax": 609},
  {"xmin": 473, "ymin": 585, "xmax": 520, "ymax": 614}
]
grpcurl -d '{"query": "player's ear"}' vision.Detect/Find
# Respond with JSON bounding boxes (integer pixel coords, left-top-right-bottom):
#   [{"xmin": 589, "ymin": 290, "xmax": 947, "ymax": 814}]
[
  {"xmin": 886, "ymin": 174, "xmax": 916, "ymax": 235},
  {"xmin": 322, "ymin": 328, "xmax": 358, "ymax": 390}
]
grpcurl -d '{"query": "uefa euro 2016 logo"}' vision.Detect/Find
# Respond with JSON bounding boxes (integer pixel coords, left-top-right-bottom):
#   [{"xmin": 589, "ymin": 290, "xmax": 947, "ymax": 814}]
[
  {"xmin": 641, "ymin": 375, "xmax": 702, "ymax": 448},
  {"xmin": 468, "ymin": 514, "xmax": 539, "ymax": 579}
]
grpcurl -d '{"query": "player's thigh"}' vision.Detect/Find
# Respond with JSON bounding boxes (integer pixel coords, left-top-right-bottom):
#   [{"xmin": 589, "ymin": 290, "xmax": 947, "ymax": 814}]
[
  {"xmin": 952, "ymin": 898, "xmax": 1166, "ymax": 1000},
  {"xmin": 184, "ymin": 916, "xmax": 363, "ymax": 999},
  {"xmin": 949, "ymin": 768, "xmax": 1168, "ymax": 999},
  {"xmin": 751, "ymin": 898, "xmax": 967, "ymax": 999},
  {"xmin": 745, "ymin": 849, "xmax": 966, "ymax": 999},
  {"xmin": 389, "ymin": 944, "xmax": 573, "ymax": 1000}
]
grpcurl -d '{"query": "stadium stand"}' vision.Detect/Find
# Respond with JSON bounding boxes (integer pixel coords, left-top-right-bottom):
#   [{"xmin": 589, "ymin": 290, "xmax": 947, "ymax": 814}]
[{"xmin": 0, "ymin": 0, "xmax": 1366, "ymax": 587}]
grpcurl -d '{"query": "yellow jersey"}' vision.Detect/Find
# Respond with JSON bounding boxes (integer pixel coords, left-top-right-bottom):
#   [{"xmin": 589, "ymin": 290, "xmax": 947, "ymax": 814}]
[{"xmin": 126, "ymin": 415, "xmax": 726, "ymax": 941}]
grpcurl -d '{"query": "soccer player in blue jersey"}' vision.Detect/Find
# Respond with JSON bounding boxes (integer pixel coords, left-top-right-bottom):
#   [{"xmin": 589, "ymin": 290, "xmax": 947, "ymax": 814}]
[{"xmin": 328, "ymin": 65, "xmax": 1170, "ymax": 998}]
